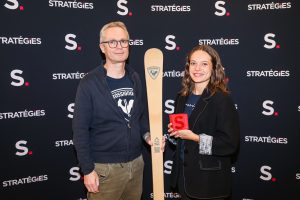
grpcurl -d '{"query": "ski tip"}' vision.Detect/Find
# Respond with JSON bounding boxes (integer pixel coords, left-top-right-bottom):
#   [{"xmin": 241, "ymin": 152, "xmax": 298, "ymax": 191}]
[
  {"xmin": 144, "ymin": 48, "xmax": 163, "ymax": 59},
  {"xmin": 145, "ymin": 48, "xmax": 162, "ymax": 52}
]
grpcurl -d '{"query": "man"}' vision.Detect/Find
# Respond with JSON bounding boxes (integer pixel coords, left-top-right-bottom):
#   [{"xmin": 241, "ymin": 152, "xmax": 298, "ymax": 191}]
[{"xmin": 73, "ymin": 21, "xmax": 155, "ymax": 200}]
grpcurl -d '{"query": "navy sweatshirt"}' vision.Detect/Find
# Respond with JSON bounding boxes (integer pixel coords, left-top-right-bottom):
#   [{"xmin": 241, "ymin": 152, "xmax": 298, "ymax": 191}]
[{"xmin": 72, "ymin": 65, "xmax": 149, "ymax": 175}]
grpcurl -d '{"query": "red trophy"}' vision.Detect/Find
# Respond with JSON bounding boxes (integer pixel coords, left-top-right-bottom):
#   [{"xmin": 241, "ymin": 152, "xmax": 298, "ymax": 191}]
[{"xmin": 169, "ymin": 113, "xmax": 189, "ymax": 131}]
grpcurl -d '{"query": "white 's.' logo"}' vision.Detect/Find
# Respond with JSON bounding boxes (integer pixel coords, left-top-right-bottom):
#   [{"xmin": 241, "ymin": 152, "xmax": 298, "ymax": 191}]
[
  {"xmin": 65, "ymin": 33, "xmax": 78, "ymax": 50},
  {"xmin": 164, "ymin": 99, "xmax": 175, "ymax": 114},
  {"xmin": 117, "ymin": 0, "xmax": 128, "ymax": 16},
  {"xmin": 215, "ymin": 1, "xmax": 226, "ymax": 16},
  {"xmin": 164, "ymin": 160, "xmax": 173, "ymax": 174},
  {"xmin": 165, "ymin": 35, "xmax": 176, "ymax": 50},
  {"xmin": 231, "ymin": 166, "xmax": 236, "ymax": 173},
  {"xmin": 69, "ymin": 167, "xmax": 81, "ymax": 181},
  {"xmin": 260, "ymin": 165, "xmax": 272, "ymax": 181},
  {"xmin": 11, "ymin": 69, "xmax": 25, "ymax": 86},
  {"xmin": 15, "ymin": 140, "xmax": 29, "ymax": 156},
  {"xmin": 67, "ymin": 103, "xmax": 75, "ymax": 119},
  {"xmin": 264, "ymin": 33, "xmax": 276, "ymax": 49},
  {"xmin": 4, "ymin": 0, "xmax": 19, "ymax": 10},
  {"xmin": 262, "ymin": 100, "xmax": 274, "ymax": 116}
]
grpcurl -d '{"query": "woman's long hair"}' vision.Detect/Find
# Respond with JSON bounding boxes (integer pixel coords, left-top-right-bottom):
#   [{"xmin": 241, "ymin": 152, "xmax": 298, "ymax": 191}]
[{"xmin": 179, "ymin": 45, "xmax": 229, "ymax": 96}]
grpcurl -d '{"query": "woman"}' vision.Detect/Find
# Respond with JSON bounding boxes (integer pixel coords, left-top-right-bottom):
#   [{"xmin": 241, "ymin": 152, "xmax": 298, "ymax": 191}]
[{"xmin": 168, "ymin": 45, "xmax": 240, "ymax": 200}]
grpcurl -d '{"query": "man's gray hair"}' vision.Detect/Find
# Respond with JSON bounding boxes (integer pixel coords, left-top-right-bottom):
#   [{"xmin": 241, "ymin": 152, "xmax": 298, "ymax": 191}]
[{"xmin": 99, "ymin": 21, "xmax": 129, "ymax": 44}]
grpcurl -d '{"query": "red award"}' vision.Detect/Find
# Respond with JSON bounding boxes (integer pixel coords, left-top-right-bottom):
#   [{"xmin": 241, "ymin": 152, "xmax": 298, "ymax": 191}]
[{"xmin": 169, "ymin": 113, "xmax": 189, "ymax": 131}]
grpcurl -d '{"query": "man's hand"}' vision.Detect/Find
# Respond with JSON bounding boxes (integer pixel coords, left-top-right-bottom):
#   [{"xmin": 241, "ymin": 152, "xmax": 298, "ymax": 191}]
[
  {"xmin": 84, "ymin": 170, "xmax": 99, "ymax": 193},
  {"xmin": 145, "ymin": 133, "xmax": 166, "ymax": 152}
]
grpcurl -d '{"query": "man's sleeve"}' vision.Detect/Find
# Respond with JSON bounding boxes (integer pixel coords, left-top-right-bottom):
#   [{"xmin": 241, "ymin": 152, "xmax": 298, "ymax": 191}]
[{"xmin": 72, "ymin": 83, "xmax": 95, "ymax": 175}]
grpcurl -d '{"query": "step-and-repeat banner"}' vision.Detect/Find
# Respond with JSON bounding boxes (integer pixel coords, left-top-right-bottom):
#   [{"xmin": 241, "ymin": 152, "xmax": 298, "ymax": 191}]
[{"xmin": 1, "ymin": 0, "xmax": 299, "ymax": 199}]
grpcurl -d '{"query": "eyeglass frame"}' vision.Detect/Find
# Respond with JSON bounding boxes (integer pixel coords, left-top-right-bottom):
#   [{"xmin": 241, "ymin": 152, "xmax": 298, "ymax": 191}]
[{"xmin": 100, "ymin": 39, "xmax": 129, "ymax": 48}]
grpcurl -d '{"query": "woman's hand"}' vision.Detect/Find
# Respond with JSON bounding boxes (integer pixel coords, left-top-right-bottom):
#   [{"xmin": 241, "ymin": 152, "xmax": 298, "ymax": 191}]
[{"xmin": 168, "ymin": 123, "xmax": 199, "ymax": 143}]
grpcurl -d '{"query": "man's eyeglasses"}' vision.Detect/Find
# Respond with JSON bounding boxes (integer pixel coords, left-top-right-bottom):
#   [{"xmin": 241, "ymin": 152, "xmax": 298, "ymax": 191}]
[{"xmin": 101, "ymin": 40, "xmax": 129, "ymax": 48}]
